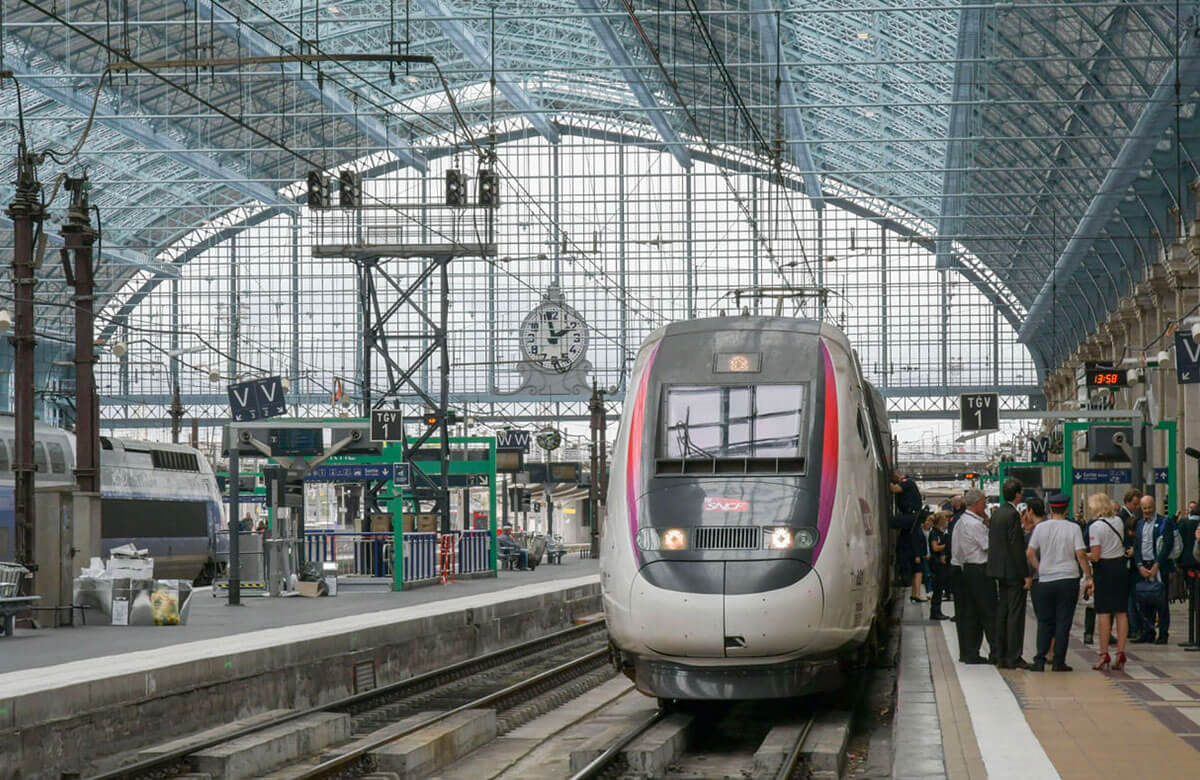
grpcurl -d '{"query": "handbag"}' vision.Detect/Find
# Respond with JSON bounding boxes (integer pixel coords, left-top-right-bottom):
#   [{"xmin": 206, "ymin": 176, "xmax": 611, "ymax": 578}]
[{"xmin": 1134, "ymin": 578, "xmax": 1166, "ymax": 598}]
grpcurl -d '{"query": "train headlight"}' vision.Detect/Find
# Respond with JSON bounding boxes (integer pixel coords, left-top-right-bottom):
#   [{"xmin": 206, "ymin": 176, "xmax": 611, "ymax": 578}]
[
  {"xmin": 764, "ymin": 527, "xmax": 794, "ymax": 550},
  {"xmin": 795, "ymin": 528, "xmax": 819, "ymax": 549},
  {"xmin": 635, "ymin": 527, "xmax": 660, "ymax": 551},
  {"xmin": 661, "ymin": 528, "xmax": 688, "ymax": 550}
]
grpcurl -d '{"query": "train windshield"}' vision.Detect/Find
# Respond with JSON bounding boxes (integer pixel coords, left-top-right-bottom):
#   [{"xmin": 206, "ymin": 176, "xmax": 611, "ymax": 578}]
[{"xmin": 659, "ymin": 384, "xmax": 807, "ymax": 459}]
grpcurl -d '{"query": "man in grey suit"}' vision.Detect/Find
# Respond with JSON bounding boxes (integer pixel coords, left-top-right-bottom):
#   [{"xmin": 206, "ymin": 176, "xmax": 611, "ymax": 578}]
[{"xmin": 987, "ymin": 477, "xmax": 1032, "ymax": 668}]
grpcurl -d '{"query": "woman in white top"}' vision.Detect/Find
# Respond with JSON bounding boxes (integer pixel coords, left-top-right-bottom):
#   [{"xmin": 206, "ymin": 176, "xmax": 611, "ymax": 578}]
[
  {"xmin": 1027, "ymin": 493, "xmax": 1093, "ymax": 672},
  {"xmin": 1086, "ymin": 493, "xmax": 1129, "ymax": 671}
]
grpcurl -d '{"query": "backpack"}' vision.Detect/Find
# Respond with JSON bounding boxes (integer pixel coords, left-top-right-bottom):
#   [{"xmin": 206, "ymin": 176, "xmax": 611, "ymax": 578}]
[{"xmin": 1152, "ymin": 517, "xmax": 1184, "ymax": 561}]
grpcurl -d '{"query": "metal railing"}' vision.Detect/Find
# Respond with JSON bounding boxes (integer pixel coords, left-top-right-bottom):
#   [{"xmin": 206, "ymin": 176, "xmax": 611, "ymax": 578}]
[{"xmin": 301, "ymin": 529, "xmax": 494, "ymax": 583}]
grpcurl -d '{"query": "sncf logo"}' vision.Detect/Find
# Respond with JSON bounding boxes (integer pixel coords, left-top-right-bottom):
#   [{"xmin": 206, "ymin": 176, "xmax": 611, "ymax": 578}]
[{"xmin": 703, "ymin": 497, "xmax": 749, "ymax": 512}]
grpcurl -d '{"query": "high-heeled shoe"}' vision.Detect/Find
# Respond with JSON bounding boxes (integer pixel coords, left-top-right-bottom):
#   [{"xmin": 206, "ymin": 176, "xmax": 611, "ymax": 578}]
[
  {"xmin": 1092, "ymin": 652, "xmax": 1111, "ymax": 671},
  {"xmin": 1112, "ymin": 652, "xmax": 1127, "ymax": 671}
]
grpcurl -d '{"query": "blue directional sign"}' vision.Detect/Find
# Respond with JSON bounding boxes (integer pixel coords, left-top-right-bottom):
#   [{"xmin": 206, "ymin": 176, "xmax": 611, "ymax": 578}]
[
  {"xmin": 393, "ymin": 462, "xmax": 411, "ymax": 488},
  {"xmin": 1073, "ymin": 468, "xmax": 1132, "ymax": 484},
  {"xmin": 306, "ymin": 463, "xmax": 393, "ymax": 482},
  {"xmin": 222, "ymin": 494, "xmax": 267, "ymax": 504},
  {"xmin": 1154, "ymin": 468, "xmax": 1169, "ymax": 484},
  {"xmin": 1176, "ymin": 331, "xmax": 1200, "ymax": 384}
]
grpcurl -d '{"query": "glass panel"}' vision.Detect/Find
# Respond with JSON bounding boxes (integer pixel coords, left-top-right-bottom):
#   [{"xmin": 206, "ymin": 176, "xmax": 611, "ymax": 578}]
[
  {"xmin": 660, "ymin": 385, "xmax": 806, "ymax": 458},
  {"xmin": 47, "ymin": 442, "xmax": 67, "ymax": 474}
]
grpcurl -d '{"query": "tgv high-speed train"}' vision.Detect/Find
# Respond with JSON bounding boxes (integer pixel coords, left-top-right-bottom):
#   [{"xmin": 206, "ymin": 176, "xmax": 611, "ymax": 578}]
[
  {"xmin": 602, "ymin": 317, "xmax": 893, "ymax": 701},
  {"xmin": 0, "ymin": 416, "xmax": 222, "ymax": 580}
]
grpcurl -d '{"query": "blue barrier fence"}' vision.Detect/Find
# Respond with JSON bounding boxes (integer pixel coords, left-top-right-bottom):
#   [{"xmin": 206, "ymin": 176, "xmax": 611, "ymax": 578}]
[
  {"xmin": 303, "ymin": 529, "xmax": 492, "ymax": 582},
  {"xmin": 458, "ymin": 529, "xmax": 491, "ymax": 573}
]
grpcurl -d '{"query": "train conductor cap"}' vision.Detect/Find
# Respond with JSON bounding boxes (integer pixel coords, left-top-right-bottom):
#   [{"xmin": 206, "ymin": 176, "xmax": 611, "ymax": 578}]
[{"xmin": 1047, "ymin": 493, "xmax": 1070, "ymax": 511}]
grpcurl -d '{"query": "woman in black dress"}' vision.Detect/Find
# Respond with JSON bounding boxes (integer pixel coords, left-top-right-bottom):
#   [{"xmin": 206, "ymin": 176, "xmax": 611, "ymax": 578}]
[
  {"xmin": 1086, "ymin": 493, "xmax": 1129, "ymax": 671},
  {"xmin": 928, "ymin": 512, "xmax": 951, "ymax": 619}
]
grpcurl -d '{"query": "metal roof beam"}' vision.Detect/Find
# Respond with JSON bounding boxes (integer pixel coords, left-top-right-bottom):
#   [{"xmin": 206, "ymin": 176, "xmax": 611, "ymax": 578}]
[
  {"xmin": 194, "ymin": 0, "xmax": 428, "ymax": 172},
  {"xmin": 936, "ymin": 1, "xmax": 983, "ymax": 270},
  {"xmin": 6, "ymin": 59, "xmax": 281, "ymax": 206},
  {"xmin": 415, "ymin": 0, "xmax": 560, "ymax": 144},
  {"xmin": 1019, "ymin": 21, "xmax": 1200, "ymax": 343},
  {"xmin": 750, "ymin": 0, "xmax": 823, "ymax": 209},
  {"xmin": 576, "ymin": 0, "xmax": 691, "ymax": 169},
  {"xmin": 0, "ymin": 213, "xmax": 178, "ymax": 279}
]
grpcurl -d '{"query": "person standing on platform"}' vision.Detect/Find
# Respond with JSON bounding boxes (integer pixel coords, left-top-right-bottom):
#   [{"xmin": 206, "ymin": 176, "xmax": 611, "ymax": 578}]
[
  {"xmin": 1118, "ymin": 488, "xmax": 1145, "ymax": 642},
  {"xmin": 1179, "ymin": 504, "xmax": 1200, "ymax": 650},
  {"xmin": 891, "ymin": 469, "xmax": 926, "ymax": 595},
  {"xmin": 929, "ymin": 512, "xmax": 951, "ymax": 620},
  {"xmin": 1086, "ymin": 493, "xmax": 1129, "ymax": 671},
  {"xmin": 1134, "ymin": 494, "xmax": 1178, "ymax": 644},
  {"xmin": 1027, "ymin": 493, "xmax": 1092, "ymax": 672},
  {"xmin": 988, "ymin": 477, "xmax": 1030, "ymax": 669},
  {"xmin": 953, "ymin": 488, "xmax": 996, "ymax": 663}
]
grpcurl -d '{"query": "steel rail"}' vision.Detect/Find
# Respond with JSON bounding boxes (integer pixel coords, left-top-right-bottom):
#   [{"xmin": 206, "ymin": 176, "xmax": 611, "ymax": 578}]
[
  {"xmin": 566, "ymin": 708, "xmax": 666, "ymax": 780},
  {"xmin": 294, "ymin": 647, "xmax": 611, "ymax": 779},
  {"xmin": 86, "ymin": 619, "xmax": 604, "ymax": 780},
  {"xmin": 774, "ymin": 713, "xmax": 818, "ymax": 780}
]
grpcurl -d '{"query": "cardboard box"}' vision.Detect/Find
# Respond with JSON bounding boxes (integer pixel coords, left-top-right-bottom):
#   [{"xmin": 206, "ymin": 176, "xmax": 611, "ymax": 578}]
[
  {"xmin": 294, "ymin": 581, "xmax": 322, "ymax": 598},
  {"xmin": 370, "ymin": 512, "xmax": 394, "ymax": 532}
]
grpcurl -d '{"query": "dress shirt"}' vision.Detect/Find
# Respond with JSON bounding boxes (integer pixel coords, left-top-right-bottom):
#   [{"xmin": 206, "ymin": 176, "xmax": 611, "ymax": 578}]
[
  {"xmin": 954, "ymin": 510, "xmax": 989, "ymax": 564},
  {"xmin": 1140, "ymin": 517, "xmax": 1157, "ymax": 577}
]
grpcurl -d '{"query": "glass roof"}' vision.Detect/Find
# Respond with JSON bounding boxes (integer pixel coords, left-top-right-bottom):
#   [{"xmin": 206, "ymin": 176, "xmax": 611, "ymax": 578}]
[{"xmin": 0, "ymin": 0, "xmax": 1194, "ymax": 401}]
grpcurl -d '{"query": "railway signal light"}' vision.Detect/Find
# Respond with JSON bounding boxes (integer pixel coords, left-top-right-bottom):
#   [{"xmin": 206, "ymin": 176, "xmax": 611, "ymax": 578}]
[
  {"xmin": 339, "ymin": 170, "xmax": 362, "ymax": 208},
  {"xmin": 445, "ymin": 169, "xmax": 467, "ymax": 206},
  {"xmin": 421, "ymin": 410, "xmax": 460, "ymax": 427},
  {"xmin": 306, "ymin": 171, "xmax": 329, "ymax": 208},
  {"xmin": 477, "ymin": 169, "xmax": 499, "ymax": 208}
]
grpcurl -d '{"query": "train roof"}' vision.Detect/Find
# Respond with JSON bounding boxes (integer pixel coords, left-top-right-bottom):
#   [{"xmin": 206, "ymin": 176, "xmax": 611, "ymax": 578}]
[{"xmin": 645, "ymin": 316, "xmax": 855, "ymax": 352}]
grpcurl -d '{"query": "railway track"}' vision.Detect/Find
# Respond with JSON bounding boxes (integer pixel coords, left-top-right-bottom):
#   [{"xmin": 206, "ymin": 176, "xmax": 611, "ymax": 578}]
[
  {"xmin": 566, "ymin": 702, "xmax": 818, "ymax": 780},
  {"xmin": 89, "ymin": 619, "xmax": 609, "ymax": 780}
]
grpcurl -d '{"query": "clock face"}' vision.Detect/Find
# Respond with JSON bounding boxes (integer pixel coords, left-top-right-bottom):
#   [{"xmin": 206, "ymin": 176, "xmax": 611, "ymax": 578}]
[{"xmin": 520, "ymin": 303, "xmax": 588, "ymax": 373}]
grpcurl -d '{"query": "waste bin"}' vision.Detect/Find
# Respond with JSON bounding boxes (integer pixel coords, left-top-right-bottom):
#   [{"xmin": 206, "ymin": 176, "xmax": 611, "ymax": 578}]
[{"xmin": 322, "ymin": 561, "xmax": 338, "ymax": 596}]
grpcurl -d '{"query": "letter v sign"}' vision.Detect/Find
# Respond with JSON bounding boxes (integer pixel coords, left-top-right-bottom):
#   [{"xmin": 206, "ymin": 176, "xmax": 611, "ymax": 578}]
[{"xmin": 1175, "ymin": 332, "xmax": 1200, "ymax": 385}]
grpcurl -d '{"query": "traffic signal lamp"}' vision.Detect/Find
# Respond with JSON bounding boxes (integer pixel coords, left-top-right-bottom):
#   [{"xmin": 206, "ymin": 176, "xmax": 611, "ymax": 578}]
[
  {"xmin": 306, "ymin": 171, "xmax": 329, "ymax": 208},
  {"xmin": 446, "ymin": 169, "xmax": 467, "ymax": 206},
  {"xmin": 477, "ymin": 169, "xmax": 499, "ymax": 208},
  {"xmin": 421, "ymin": 410, "xmax": 460, "ymax": 427},
  {"xmin": 339, "ymin": 170, "xmax": 362, "ymax": 208}
]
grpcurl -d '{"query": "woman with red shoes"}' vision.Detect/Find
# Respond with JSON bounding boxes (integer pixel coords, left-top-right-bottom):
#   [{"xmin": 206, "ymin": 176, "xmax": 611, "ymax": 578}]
[{"xmin": 1086, "ymin": 493, "xmax": 1130, "ymax": 671}]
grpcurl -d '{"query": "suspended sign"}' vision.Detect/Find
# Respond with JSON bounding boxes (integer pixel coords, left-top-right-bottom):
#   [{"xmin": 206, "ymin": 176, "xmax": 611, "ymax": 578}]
[
  {"xmin": 1175, "ymin": 331, "xmax": 1200, "ymax": 385},
  {"xmin": 227, "ymin": 376, "xmax": 288, "ymax": 421}
]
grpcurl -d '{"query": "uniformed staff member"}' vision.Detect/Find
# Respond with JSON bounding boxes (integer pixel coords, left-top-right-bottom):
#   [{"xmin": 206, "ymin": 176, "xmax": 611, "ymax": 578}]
[
  {"xmin": 952, "ymin": 488, "xmax": 997, "ymax": 663},
  {"xmin": 1027, "ymin": 493, "xmax": 1092, "ymax": 672}
]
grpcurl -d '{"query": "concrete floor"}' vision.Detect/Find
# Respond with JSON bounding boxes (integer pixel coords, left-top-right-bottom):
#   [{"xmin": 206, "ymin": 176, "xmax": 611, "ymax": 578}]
[{"xmin": 0, "ymin": 557, "xmax": 598, "ymax": 674}]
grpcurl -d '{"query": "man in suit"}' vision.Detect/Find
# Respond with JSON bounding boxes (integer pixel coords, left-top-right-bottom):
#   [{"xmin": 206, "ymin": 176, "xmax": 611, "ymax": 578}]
[
  {"xmin": 1134, "ymin": 495, "xmax": 1177, "ymax": 643},
  {"xmin": 987, "ymin": 477, "xmax": 1031, "ymax": 668}
]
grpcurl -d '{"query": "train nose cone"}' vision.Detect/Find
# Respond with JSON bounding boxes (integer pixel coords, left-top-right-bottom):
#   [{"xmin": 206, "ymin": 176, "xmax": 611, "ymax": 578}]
[
  {"xmin": 627, "ymin": 560, "xmax": 824, "ymax": 658},
  {"xmin": 629, "ymin": 562, "xmax": 725, "ymax": 657}
]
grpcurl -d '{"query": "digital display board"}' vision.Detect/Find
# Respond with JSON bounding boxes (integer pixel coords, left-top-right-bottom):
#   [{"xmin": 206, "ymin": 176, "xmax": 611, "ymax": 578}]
[
  {"xmin": 1085, "ymin": 369, "xmax": 1127, "ymax": 388},
  {"xmin": 713, "ymin": 352, "xmax": 761, "ymax": 373}
]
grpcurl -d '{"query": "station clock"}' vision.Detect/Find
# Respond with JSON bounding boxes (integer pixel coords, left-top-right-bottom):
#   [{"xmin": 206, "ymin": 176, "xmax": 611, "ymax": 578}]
[{"xmin": 519, "ymin": 292, "xmax": 589, "ymax": 374}]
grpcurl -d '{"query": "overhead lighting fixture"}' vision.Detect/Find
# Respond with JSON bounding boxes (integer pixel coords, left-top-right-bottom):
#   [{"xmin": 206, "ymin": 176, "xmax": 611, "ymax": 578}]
[
  {"xmin": 856, "ymin": 31, "xmax": 871, "ymax": 40},
  {"xmin": 406, "ymin": 74, "xmax": 420, "ymax": 85},
  {"xmin": 864, "ymin": 109, "xmax": 877, "ymax": 118}
]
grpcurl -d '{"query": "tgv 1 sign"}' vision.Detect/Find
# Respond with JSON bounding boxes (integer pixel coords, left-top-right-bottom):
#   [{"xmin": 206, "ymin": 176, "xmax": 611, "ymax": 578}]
[{"xmin": 1176, "ymin": 331, "xmax": 1200, "ymax": 385}]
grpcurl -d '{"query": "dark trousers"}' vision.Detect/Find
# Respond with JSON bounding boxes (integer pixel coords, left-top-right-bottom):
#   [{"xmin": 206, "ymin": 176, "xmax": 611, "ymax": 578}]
[
  {"xmin": 930, "ymin": 562, "xmax": 950, "ymax": 616},
  {"xmin": 958, "ymin": 563, "xmax": 998, "ymax": 660},
  {"xmin": 950, "ymin": 565, "xmax": 966, "ymax": 657},
  {"xmin": 1128, "ymin": 572, "xmax": 1146, "ymax": 639},
  {"xmin": 994, "ymin": 578, "xmax": 1027, "ymax": 664},
  {"xmin": 1033, "ymin": 578, "xmax": 1078, "ymax": 667}
]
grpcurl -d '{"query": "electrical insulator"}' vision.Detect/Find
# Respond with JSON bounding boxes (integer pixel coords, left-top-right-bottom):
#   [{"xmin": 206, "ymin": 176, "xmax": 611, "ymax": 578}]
[
  {"xmin": 445, "ymin": 169, "xmax": 467, "ymax": 206},
  {"xmin": 477, "ymin": 169, "xmax": 499, "ymax": 208},
  {"xmin": 339, "ymin": 170, "xmax": 362, "ymax": 208},
  {"xmin": 306, "ymin": 171, "xmax": 328, "ymax": 208}
]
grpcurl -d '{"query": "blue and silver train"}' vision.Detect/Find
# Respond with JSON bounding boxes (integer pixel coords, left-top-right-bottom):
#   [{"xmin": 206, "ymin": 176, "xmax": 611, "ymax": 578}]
[{"xmin": 0, "ymin": 416, "xmax": 222, "ymax": 580}]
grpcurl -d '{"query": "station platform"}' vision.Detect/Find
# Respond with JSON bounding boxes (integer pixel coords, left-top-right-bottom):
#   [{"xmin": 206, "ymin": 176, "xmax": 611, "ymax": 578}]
[
  {"xmin": 895, "ymin": 594, "xmax": 1200, "ymax": 779},
  {"xmin": 0, "ymin": 557, "xmax": 600, "ymax": 779}
]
